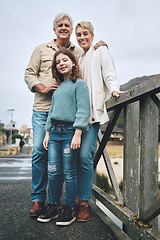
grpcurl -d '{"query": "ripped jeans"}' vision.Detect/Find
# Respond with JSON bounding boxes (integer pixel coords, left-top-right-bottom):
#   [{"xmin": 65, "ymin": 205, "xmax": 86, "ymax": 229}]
[{"xmin": 48, "ymin": 123, "xmax": 77, "ymax": 207}]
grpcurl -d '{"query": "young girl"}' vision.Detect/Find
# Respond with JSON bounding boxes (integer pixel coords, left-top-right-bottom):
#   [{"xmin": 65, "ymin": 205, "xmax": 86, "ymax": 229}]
[
  {"xmin": 75, "ymin": 21, "xmax": 123, "ymax": 221},
  {"xmin": 37, "ymin": 48, "xmax": 90, "ymax": 226}
]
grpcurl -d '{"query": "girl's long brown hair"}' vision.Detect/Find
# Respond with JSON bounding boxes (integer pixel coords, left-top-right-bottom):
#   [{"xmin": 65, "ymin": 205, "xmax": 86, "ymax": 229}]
[{"xmin": 52, "ymin": 47, "xmax": 82, "ymax": 83}]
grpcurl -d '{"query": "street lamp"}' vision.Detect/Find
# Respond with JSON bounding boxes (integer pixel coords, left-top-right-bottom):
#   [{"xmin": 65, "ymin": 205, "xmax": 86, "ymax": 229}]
[{"xmin": 7, "ymin": 109, "xmax": 15, "ymax": 146}]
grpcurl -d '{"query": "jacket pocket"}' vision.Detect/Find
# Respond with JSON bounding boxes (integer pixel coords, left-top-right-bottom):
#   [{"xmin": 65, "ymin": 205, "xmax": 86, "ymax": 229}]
[
  {"xmin": 95, "ymin": 91, "xmax": 106, "ymax": 112},
  {"xmin": 40, "ymin": 57, "xmax": 53, "ymax": 72},
  {"xmin": 41, "ymin": 53, "xmax": 53, "ymax": 62}
]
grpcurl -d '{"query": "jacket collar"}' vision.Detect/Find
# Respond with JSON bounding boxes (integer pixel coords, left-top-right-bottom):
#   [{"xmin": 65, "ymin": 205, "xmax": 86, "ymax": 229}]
[{"xmin": 47, "ymin": 39, "xmax": 75, "ymax": 51}]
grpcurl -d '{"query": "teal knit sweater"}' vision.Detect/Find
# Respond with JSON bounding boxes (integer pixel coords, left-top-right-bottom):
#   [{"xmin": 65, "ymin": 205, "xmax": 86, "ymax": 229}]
[{"xmin": 45, "ymin": 79, "xmax": 90, "ymax": 132}]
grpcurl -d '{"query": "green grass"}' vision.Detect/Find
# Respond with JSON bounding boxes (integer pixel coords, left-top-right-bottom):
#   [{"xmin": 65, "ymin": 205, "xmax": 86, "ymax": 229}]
[
  {"xmin": 96, "ymin": 173, "xmax": 111, "ymax": 193},
  {"xmin": 106, "ymin": 145, "xmax": 123, "ymax": 158}
]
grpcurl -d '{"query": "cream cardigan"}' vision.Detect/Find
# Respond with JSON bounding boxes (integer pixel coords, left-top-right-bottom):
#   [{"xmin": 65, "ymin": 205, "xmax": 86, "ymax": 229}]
[{"xmin": 79, "ymin": 45, "xmax": 120, "ymax": 125}]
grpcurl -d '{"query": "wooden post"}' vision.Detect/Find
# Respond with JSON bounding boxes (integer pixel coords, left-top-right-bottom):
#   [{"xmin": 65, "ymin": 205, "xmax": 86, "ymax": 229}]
[
  {"xmin": 123, "ymin": 102, "xmax": 140, "ymax": 239},
  {"xmin": 140, "ymin": 199, "xmax": 160, "ymax": 224},
  {"xmin": 139, "ymin": 97, "xmax": 159, "ymax": 229}
]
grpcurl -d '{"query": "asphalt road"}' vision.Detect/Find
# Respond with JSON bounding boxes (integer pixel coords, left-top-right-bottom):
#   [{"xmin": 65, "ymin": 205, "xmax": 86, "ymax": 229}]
[{"xmin": 0, "ymin": 156, "xmax": 118, "ymax": 240}]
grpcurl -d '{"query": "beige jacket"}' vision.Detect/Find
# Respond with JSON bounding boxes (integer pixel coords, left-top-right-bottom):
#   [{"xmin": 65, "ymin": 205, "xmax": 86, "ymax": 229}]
[
  {"xmin": 79, "ymin": 46, "xmax": 120, "ymax": 125},
  {"xmin": 24, "ymin": 39, "xmax": 83, "ymax": 112}
]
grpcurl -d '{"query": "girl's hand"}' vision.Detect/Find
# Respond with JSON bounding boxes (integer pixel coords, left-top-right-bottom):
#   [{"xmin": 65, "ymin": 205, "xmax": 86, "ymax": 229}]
[
  {"xmin": 71, "ymin": 129, "xmax": 82, "ymax": 150},
  {"xmin": 43, "ymin": 131, "xmax": 50, "ymax": 150}
]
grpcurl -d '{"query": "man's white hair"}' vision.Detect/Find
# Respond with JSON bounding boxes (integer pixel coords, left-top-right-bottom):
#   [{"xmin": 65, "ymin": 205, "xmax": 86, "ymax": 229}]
[{"xmin": 53, "ymin": 13, "xmax": 73, "ymax": 28}]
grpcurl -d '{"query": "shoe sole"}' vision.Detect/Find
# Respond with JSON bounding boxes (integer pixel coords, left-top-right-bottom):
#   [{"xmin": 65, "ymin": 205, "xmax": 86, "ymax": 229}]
[
  {"xmin": 29, "ymin": 212, "xmax": 43, "ymax": 218},
  {"xmin": 76, "ymin": 217, "xmax": 90, "ymax": 222},
  {"xmin": 37, "ymin": 214, "xmax": 59, "ymax": 223},
  {"xmin": 56, "ymin": 216, "xmax": 76, "ymax": 226}
]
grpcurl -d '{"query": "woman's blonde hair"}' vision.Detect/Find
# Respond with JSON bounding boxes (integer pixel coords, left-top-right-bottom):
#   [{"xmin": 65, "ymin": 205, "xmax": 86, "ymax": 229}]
[
  {"xmin": 75, "ymin": 21, "xmax": 94, "ymax": 35},
  {"xmin": 52, "ymin": 47, "xmax": 82, "ymax": 83}
]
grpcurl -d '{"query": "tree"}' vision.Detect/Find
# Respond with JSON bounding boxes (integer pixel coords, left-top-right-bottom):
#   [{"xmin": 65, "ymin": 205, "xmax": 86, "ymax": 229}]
[
  {"xmin": 12, "ymin": 134, "xmax": 24, "ymax": 144},
  {"xmin": 0, "ymin": 128, "xmax": 7, "ymax": 133}
]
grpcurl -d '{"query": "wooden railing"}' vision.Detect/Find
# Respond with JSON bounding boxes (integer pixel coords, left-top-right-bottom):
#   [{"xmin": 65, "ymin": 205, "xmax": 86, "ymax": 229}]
[{"xmin": 92, "ymin": 74, "xmax": 160, "ymax": 240}]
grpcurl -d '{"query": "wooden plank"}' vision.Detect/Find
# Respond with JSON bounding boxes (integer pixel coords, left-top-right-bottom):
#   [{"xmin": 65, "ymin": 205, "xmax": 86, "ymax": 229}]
[
  {"xmin": 139, "ymin": 97, "xmax": 159, "ymax": 229},
  {"xmin": 123, "ymin": 102, "xmax": 140, "ymax": 239},
  {"xmin": 107, "ymin": 75, "xmax": 160, "ymax": 111},
  {"xmin": 140, "ymin": 199, "xmax": 160, "ymax": 224},
  {"xmin": 96, "ymin": 130, "xmax": 123, "ymax": 204},
  {"xmin": 123, "ymin": 102, "xmax": 139, "ymax": 212},
  {"xmin": 92, "ymin": 184, "xmax": 160, "ymax": 240},
  {"xmin": 89, "ymin": 199, "xmax": 131, "ymax": 240},
  {"xmin": 93, "ymin": 107, "xmax": 122, "ymax": 169}
]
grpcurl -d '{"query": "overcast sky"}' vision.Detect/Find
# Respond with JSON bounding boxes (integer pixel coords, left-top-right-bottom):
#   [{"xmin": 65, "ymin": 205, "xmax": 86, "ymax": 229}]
[{"xmin": 0, "ymin": 0, "xmax": 160, "ymax": 129}]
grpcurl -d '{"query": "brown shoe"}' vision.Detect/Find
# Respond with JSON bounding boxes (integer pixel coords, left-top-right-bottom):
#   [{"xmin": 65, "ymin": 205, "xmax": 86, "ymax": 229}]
[
  {"xmin": 76, "ymin": 204, "xmax": 90, "ymax": 222},
  {"xmin": 73, "ymin": 204, "xmax": 80, "ymax": 217},
  {"xmin": 29, "ymin": 201, "xmax": 45, "ymax": 217}
]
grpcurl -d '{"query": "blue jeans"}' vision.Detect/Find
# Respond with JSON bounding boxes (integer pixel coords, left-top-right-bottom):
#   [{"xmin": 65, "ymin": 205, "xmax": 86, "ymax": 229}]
[
  {"xmin": 48, "ymin": 123, "xmax": 77, "ymax": 207},
  {"xmin": 31, "ymin": 110, "xmax": 48, "ymax": 202},
  {"xmin": 77, "ymin": 123, "xmax": 100, "ymax": 201}
]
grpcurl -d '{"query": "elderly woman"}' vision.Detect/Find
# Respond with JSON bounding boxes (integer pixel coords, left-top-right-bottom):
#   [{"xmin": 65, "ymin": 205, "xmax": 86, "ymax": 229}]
[{"xmin": 75, "ymin": 21, "xmax": 123, "ymax": 221}]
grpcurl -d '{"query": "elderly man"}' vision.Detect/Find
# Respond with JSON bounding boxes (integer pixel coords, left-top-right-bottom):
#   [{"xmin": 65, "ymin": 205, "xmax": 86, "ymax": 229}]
[{"xmin": 25, "ymin": 13, "xmax": 83, "ymax": 217}]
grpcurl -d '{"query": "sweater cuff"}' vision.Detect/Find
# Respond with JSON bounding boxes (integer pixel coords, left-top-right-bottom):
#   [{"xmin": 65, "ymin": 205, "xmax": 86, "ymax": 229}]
[{"xmin": 29, "ymin": 80, "xmax": 42, "ymax": 92}]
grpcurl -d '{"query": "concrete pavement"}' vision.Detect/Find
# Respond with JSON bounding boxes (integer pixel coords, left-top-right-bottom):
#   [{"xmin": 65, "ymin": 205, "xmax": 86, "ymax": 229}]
[{"xmin": 0, "ymin": 149, "xmax": 119, "ymax": 240}]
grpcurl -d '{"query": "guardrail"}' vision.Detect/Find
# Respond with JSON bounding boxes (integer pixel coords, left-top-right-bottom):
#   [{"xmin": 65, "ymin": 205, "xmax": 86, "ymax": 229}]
[{"xmin": 92, "ymin": 74, "xmax": 160, "ymax": 240}]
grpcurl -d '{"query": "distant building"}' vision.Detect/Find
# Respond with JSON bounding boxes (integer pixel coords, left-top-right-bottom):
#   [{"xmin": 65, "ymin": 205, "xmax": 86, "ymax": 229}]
[
  {"xmin": 100, "ymin": 125, "xmax": 123, "ymax": 145},
  {"xmin": 20, "ymin": 125, "xmax": 33, "ymax": 145},
  {"xmin": 20, "ymin": 127, "xmax": 32, "ymax": 139},
  {"xmin": 0, "ymin": 121, "xmax": 7, "ymax": 146},
  {"xmin": 6, "ymin": 120, "xmax": 19, "ymax": 134}
]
